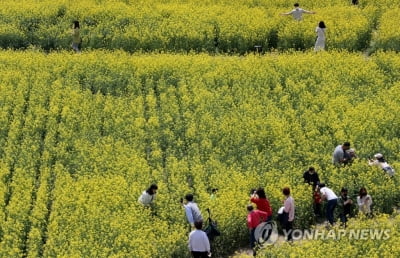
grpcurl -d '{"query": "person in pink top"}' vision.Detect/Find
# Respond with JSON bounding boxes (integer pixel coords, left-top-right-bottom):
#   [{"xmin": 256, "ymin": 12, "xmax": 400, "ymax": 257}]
[
  {"xmin": 250, "ymin": 187, "xmax": 273, "ymax": 221},
  {"xmin": 247, "ymin": 204, "xmax": 268, "ymax": 256},
  {"xmin": 282, "ymin": 187, "xmax": 295, "ymax": 242}
]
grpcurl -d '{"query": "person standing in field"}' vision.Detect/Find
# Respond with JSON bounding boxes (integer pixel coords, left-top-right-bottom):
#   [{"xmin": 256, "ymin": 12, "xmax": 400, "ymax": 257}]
[
  {"xmin": 188, "ymin": 220, "xmax": 211, "ymax": 258},
  {"xmin": 314, "ymin": 21, "xmax": 327, "ymax": 51},
  {"xmin": 280, "ymin": 3, "xmax": 315, "ymax": 21},
  {"xmin": 318, "ymin": 183, "xmax": 338, "ymax": 225},
  {"xmin": 332, "ymin": 142, "xmax": 353, "ymax": 166},
  {"xmin": 357, "ymin": 187, "xmax": 373, "ymax": 216},
  {"xmin": 250, "ymin": 187, "xmax": 273, "ymax": 221},
  {"xmin": 281, "ymin": 187, "xmax": 295, "ymax": 242},
  {"xmin": 303, "ymin": 167, "xmax": 320, "ymax": 189},
  {"xmin": 337, "ymin": 187, "xmax": 353, "ymax": 226},
  {"xmin": 182, "ymin": 193, "xmax": 203, "ymax": 230},
  {"xmin": 369, "ymin": 153, "xmax": 395, "ymax": 176},
  {"xmin": 71, "ymin": 20, "xmax": 82, "ymax": 53}
]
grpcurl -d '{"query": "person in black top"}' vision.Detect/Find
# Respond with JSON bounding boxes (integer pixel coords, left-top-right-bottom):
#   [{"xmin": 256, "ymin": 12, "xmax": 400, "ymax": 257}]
[
  {"xmin": 304, "ymin": 167, "xmax": 321, "ymax": 218},
  {"xmin": 337, "ymin": 187, "xmax": 353, "ymax": 226},
  {"xmin": 303, "ymin": 167, "xmax": 320, "ymax": 189}
]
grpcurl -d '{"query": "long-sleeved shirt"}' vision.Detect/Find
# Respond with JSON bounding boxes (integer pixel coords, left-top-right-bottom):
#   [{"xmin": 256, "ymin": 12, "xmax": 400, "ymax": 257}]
[
  {"xmin": 250, "ymin": 197, "xmax": 273, "ymax": 217},
  {"xmin": 284, "ymin": 196, "xmax": 295, "ymax": 222},
  {"xmin": 184, "ymin": 202, "xmax": 203, "ymax": 224},
  {"xmin": 357, "ymin": 195, "xmax": 372, "ymax": 214},
  {"xmin": 303, "ymin": 171, "xmax": 320, "ymax": 187},
  {"xmin": 188, "ymin": 229, "xmax": 210, "ymax": 252},
  {"xmin": 247, "ymin": 209, "xmax": 269, "ymax": 229}
]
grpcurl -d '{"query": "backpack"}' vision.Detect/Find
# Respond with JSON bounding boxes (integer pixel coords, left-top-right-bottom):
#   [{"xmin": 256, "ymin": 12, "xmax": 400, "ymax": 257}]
[{"xmin": 383, "ymin": 166, "xmax": 395, "ymax": 176}]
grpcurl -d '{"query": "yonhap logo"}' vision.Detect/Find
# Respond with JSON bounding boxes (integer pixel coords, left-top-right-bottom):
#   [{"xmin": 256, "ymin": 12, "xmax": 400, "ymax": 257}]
[{"xmin": 254, "ymin": 221, "xmax": 279, "ymax": 245}]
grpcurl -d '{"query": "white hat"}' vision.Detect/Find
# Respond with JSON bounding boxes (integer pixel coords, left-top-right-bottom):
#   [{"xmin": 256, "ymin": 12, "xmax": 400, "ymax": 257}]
[{"xmin": 374, "ymin": 153, "xmax": 383, "ymax": 159}]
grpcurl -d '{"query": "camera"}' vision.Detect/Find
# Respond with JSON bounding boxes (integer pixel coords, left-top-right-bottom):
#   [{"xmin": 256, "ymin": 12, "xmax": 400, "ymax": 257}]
[{"xmin": 250, "ymin": 188, "xmax": 256, "ymax": 196}]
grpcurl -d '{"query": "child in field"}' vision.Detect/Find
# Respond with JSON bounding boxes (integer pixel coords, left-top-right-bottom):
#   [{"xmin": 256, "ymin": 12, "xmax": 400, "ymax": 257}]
[{"xmin": 71, "ymin": 20, "xmax": 82, "ymax": 53}]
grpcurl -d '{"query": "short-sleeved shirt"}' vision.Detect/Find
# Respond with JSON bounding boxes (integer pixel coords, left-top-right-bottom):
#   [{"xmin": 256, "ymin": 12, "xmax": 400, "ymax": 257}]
[
  {"xmin": 289, "ymin": 8, "xmax": 306, "ymax": 20},
  {"xmin": 320, "ymin": 187, "xmax": 338, "ymax": 201}
]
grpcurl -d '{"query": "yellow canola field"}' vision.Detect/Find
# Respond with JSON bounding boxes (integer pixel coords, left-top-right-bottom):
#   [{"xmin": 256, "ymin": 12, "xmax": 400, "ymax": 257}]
[{"xmin": 0, "ymin": 50, "xmax": 400, "ymax": 257}]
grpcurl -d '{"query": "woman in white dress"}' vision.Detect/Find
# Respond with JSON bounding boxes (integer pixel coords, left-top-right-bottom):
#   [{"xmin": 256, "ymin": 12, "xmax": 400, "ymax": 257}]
[{"xmin": 314, "ymin": 21, "xmax": 326, "ymax": 51}]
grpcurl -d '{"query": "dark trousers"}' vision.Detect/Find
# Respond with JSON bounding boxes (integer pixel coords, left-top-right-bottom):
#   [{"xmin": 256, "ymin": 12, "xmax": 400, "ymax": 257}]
[
  {"xmin": 314, "ymin": 202, "xmax": 322, "ymax": 216},
  {"xmin": 249, "ymin": 228, "xmax": 256, "ymax": 248},
  {"xmin": 326, "ymin": 199, "xmax": 338, "ymax": 225},
  {"xmin": 191, "ymin": 251, "xmax": 208, "ymax": 258},
  {"xmin": 285, "ymin": 221, "xmax": 293, "ymax": 241}
]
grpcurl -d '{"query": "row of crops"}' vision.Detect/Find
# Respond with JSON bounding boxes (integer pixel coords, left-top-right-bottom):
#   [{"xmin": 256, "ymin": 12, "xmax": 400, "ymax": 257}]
[
  {"xmin": 0, "ymin": 0, "xmax": 400, "ymax": 52},
  {"xmin": 0, "ymin": 50, "xmax": 400, "ymax": 257}
]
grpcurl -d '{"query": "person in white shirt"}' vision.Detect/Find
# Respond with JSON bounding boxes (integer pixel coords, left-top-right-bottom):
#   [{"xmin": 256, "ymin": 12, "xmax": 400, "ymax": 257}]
[
  {"xmin": 357, "ymin": 187, "xmax": 373, "ymax": 215},
  {"xmin": 319, "ymin": 183, "xmax": 338, "ymax": 225},
  {"xmin": 281, "ymin": 3, "xmax": 315, "ymax": 21},
  {"xmin": 369, "ymin": 153, "xmax": 395, "ymax": 176},
  {"xmin": 314, "ymin": 21, "xmax": 326, "ymax": 51},
  {"xmin": 138, "ymin": 184, "xmax": 158, "ymax": 206},
  {"xmin": 188, "ymin": 220, "xmax": 211, "ymax": 258}
]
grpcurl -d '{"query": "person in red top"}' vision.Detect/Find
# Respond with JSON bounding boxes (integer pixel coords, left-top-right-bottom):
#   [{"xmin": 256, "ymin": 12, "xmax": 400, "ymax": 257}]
[
  {"xmin": 250, "ymin": 188, "xmax": 273, "ymax": 221},
  {"xmin": 247, "ymin": 204, "xmax": 268, "ymax": 256}
]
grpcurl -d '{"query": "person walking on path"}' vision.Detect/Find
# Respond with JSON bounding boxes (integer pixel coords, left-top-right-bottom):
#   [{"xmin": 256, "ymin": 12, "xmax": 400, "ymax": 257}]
[
  {"xmin": 188, "ymin": 220, "xmax": 211, "ymax": 258},
  {"xmin": 71, "ymin": 20, "xmax": 82, "ymax": 53},
  {"xmin": 250, "ymin": 187, "xmax": 273, "ymax": 221},
  {"xmin": 319, "ymin": 183, "xmax": 338, "ymax": 225},
  {"xmin": 281, "ymin": 3, "xmax": 315, "ymax": 21},
  {"xmin": 247, "ymin": 204, "xmax": 269, "ymax": 256},
  {"xmin": 314, "ymin": 21, "xmax": 327, "ymax": 51}
]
